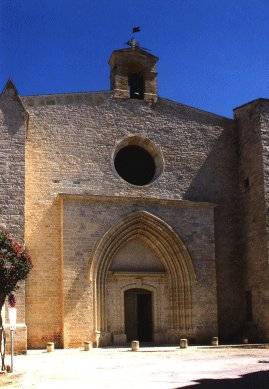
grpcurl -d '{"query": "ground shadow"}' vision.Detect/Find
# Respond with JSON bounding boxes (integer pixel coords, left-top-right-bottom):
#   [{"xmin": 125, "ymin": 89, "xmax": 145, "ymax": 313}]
[{"xmin": 173, "ymin": 370, "xmax": 269, "ymax": 389}]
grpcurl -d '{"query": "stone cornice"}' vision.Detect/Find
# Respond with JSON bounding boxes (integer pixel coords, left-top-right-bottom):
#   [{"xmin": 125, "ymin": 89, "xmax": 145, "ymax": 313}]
[{"xmin": 57, "ymin": 192, "xmax": 216, "ymax": 208}]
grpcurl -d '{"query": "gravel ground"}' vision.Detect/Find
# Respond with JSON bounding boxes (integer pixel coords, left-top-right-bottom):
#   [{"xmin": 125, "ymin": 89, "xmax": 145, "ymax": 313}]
[{"xmin": 0, "ymin": 346, "xmax": 269, "ymax": 388}]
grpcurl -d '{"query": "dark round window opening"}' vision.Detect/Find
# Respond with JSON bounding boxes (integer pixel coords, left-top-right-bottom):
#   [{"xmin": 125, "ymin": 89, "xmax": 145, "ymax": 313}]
[{"xmin": 114, "ymin": 145, "xmax": 156, "ymax": 186}]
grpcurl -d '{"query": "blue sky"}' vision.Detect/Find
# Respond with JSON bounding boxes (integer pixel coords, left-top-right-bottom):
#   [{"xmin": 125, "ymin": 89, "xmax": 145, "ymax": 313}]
[{"xmin": 1, "ymin": 0, "xmax": 268, "ymax": 117}]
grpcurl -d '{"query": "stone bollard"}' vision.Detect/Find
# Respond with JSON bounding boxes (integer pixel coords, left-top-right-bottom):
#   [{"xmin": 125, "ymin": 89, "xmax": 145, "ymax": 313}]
[
  {"xmin": 180, "ymin": 338, "xmax": 188, "ymax": 349},
  {"xmin": 211, "ymin": 337, "xmax": 219, "ymax": 346},
  {"xmin": 84, "ymin": 341, "xmax": 93, "ymax": 351},
  {"xmin": 47, "ymin": 342, "xmax": 54, "ymax": 352},
  {"xmin": 131, "ymin": 340, "xmax": 140, "ymax": 351}
]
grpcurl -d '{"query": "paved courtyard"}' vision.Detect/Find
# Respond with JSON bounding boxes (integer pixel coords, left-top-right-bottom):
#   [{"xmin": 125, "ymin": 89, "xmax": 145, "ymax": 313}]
[{"xmin": 0, "ymin": 346, "xmax": 269, "ymax": 388}]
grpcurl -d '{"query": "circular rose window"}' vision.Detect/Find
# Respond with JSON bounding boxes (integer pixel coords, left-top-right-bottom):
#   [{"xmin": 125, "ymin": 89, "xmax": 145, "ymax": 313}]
[{"xmin": 114, "ymin": 136, "xmax": 163, "ymax": 186}]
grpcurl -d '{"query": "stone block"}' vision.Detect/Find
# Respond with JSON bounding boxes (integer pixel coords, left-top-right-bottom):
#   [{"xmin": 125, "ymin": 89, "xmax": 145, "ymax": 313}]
[
  {"xmin": 180, "ymin": 338, "xmax": 188, "ymax": 349},
  {"xmin": 211, "ymin": 337, "xmax": 219, "ymax": 346},
  {"xmin": 46, "ymin": 342, "xmax": 54, "ymax": 352},
  {"xmin": 131, "ymin": 340, "xmax": 139, "ymax": 351},
  {"xmin": 84, "ymin": 341, "xmax": 92, "ymax": 351}
]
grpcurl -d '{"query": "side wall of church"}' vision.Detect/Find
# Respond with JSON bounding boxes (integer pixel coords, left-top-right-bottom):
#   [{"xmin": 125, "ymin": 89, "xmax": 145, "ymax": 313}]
[
  {"xmin": 0, "ymin": 83, "xmax": 27, "ymax": 352},
  {"xmin": 22, "ymin": 92, "xmax": 243, "ymax": 347},
  {"xmin": 235, "ymin": 100, "xmax": 269, "ymax": 341}
]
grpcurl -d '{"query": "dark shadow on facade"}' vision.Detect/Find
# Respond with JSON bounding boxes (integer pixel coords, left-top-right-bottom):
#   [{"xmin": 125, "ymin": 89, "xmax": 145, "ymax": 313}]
[
  {"xmin": 173, "ymin": 370, "xmax": 269, "ymax": 389},
  {"xmin": 183, "ymin": 127, "xmax": 245, "ymax": 343}
]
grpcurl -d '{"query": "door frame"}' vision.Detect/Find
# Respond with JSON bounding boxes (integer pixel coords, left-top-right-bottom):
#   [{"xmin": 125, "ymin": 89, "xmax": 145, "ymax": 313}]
[
  {"xmin": 124, "ymin": 287, "xmax": 153, "ymax": 342},
  {"xmin": 121, "ymin": 283, "xmax": 156, "ymax": 341}
]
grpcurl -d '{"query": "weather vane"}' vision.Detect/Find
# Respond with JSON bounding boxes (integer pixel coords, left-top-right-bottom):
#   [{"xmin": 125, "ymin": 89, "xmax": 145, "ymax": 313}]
[{"xmin": 126, "ymin": 26, "xmax": 141, "ymax": 49}]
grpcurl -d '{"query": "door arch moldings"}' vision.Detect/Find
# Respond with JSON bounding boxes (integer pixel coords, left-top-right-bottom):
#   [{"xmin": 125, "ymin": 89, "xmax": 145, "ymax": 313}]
[{"xmin": 89, "ymin": 211, "xmax": 196, "ymax": 334}]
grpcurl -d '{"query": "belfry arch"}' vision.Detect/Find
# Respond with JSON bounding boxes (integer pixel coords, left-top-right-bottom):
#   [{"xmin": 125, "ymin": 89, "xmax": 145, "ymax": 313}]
[{"xmin": 89, "ymin": 211, "xmax": 196, "ymax": 342}]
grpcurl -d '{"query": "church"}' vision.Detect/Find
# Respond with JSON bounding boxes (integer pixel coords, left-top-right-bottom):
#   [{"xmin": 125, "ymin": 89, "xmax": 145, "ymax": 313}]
[{"xmin": 0, "ymin": 39, "xmax": 268, "ymax": 352}]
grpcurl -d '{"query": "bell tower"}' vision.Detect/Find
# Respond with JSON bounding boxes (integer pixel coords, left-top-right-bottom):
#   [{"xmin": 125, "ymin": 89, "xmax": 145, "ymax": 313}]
[{"xmin": 109, "ymin": 38, "xmax": 159, "ymax": 103}]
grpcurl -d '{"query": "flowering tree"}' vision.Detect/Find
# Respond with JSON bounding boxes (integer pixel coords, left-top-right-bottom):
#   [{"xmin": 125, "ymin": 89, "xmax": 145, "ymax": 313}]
[{"xmin": 0, "ymin": 227, "xmax": 32, "ymax": 371}]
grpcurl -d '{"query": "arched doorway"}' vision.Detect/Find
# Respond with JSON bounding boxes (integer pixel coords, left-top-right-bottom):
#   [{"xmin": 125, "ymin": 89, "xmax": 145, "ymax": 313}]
[
  {"xmin": 124, "ymin": 288, "xmax": 153, "ymax": 342},
  {"xmin": 89, "ymin": 211, "xmax": 196, "ymax": 345}
]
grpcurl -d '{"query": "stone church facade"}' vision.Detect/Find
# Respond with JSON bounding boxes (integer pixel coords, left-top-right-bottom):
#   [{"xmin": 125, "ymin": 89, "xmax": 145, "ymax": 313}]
[{"xmin": 0, "ymin": 43, "xmax": 268, "ymax": 352}]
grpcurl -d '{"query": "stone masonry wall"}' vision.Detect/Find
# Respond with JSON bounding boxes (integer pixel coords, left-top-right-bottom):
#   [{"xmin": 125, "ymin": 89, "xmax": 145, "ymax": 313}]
[
  {"xmin": 21, "ymin": 92, "xmax": 242, "ymax": 346},
  {"xmin": 0, "ymin": 82, "xmax": 27, "ymax": 352},
  {"xmin": 235, "ymin": 100, "xmax": 269, "ymax": 341},
  {"xmin": 260, "ymin": 102, "xmax": 269, "ymax": 339}
]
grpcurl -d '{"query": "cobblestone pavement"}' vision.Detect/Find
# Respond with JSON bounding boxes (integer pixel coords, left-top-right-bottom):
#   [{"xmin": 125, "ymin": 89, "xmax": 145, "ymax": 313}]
[{"xmin": 0, "ymin": 346, "xmax": 269, "ymax": 388}]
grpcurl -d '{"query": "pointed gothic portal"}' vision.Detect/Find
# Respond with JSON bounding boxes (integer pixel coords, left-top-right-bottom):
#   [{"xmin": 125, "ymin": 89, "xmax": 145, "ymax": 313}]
[
  {"xmin": 124, "ymin": 288, "xmax": 153, "ymax": 342},
  {"xmin": 89, "ymin": 211, "xmax": 196, "ymax": 345}
]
